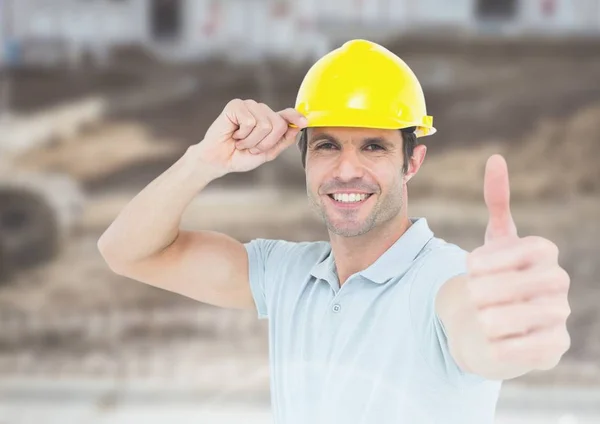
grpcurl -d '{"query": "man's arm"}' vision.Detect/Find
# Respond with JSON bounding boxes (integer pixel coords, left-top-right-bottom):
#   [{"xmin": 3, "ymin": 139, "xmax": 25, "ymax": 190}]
[
  {"xmin": 97, "ymin": 99, "xmax": 307, "ymax": 309},
  {"xmin": 97, "ymin": 145, "xmax": 255, "ymax": 309}
]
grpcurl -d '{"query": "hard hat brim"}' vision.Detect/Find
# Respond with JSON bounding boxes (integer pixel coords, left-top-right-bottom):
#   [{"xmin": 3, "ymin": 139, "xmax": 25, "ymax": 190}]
[{"xmin": 299, "ymin": 109, "xmax": 436, "ymax": 138}]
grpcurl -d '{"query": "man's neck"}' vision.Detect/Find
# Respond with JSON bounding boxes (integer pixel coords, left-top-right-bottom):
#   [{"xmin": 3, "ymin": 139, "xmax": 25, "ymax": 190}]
[{"xmin": 329, "ymin": 215, "xmax": 412, "ymax": 286}]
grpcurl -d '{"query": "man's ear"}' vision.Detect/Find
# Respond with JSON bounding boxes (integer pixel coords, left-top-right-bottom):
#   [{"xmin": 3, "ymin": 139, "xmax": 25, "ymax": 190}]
[{"xmin": 404, "ymin": 144, "xmax": 427, "ymax": 183}]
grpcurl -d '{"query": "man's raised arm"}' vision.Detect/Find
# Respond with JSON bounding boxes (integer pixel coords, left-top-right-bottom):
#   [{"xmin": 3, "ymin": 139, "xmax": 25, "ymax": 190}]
[{"xmin": 97, "ymin": 99, "xmax": 307, "ymax": 309}]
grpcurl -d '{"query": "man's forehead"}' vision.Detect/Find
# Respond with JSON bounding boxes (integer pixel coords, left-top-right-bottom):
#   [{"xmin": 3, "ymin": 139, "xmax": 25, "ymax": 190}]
[{"xmin": 308, "ymin": 127, "xmax": 401, "ymax": 142}]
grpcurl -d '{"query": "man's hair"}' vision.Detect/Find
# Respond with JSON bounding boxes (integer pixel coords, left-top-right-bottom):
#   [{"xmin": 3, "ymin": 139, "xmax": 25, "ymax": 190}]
[{"xmin": 297, "ymin": 127, "xmax": 417, "ymax": 174}]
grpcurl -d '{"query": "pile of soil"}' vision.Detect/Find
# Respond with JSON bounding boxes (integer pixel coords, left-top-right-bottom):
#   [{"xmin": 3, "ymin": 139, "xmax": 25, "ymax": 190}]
[
  {"xmin": 508, "ymin": 102, "xmax": 600, "ymax": 198},
  {"xmin": 6, "ymin": 66, "xmax": 140, "ymax": 114},
  {"xmin": 413, "ymin": 102, "xmax": 600, "ymax": 200}
]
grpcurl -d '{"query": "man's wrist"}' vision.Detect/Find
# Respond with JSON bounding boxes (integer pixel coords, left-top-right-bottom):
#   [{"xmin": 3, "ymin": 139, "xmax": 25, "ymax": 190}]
[{"xmin": 183, "ymin": 143, "xmax": 228, "ymax": 183}]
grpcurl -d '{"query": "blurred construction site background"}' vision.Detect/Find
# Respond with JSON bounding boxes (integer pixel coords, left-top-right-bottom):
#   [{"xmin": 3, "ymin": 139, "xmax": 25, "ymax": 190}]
[{"xmin": 1, "ymin": 0, "xmax": 599, "ymax": 423}]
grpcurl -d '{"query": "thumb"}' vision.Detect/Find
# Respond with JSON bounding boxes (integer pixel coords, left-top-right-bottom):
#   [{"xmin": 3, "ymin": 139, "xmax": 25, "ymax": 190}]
[
  {"xmin": 484, "ymin": 154, "xmax": 518, "ymax": 244},
  {"xmin": 278, "ymin": 108, "xmax": 308, "ymax": 129}
]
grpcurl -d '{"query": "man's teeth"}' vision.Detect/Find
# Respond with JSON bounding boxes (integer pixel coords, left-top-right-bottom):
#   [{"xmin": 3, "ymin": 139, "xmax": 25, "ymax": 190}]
[{"xmin": 332, "ymin": 193, "xmax": 369, "ymax": 203}]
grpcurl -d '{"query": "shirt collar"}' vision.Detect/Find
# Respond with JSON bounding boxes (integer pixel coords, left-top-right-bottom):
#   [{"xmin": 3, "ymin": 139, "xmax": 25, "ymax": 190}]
[
  {"xmin": 309, "ymin": 218, "xmax": 434, "ymax": 285},
  {"xmin": 309, "ymin": 246, "xmax": 337, "ymax": 286}
]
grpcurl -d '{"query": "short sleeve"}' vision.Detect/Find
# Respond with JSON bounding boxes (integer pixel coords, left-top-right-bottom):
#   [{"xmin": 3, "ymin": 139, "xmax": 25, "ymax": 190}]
[
  {"xmin": 244, "ymin": 238, "xmax": 286, "ymax": 320},
  {"xmin": 409, "ymin": 244, "xmax": 486, "ymax": 387}
]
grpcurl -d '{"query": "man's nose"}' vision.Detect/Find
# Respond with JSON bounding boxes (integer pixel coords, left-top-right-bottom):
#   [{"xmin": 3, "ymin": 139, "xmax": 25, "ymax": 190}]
[{"xmin": 332, "ymin": 149, "xmax": 364, "ymax": 181}]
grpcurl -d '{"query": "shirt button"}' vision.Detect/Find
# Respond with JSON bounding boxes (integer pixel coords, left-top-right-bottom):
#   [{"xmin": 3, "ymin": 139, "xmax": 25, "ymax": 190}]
[{"xmin": 332, "ymin": 304, "xmax": 341, "ymax": 313}]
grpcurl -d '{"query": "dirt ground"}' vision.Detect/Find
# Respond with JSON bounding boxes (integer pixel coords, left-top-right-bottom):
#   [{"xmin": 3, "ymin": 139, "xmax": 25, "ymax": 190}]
[{"xmin": 1, "ymin": 38, "xmax": 599, "ymax": 387}]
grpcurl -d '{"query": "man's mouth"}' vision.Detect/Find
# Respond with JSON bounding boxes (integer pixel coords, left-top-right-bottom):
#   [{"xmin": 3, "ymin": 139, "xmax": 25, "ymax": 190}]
[{"xmin": 327, "ymin": 193, "xmax": 373, "ymax": 204}]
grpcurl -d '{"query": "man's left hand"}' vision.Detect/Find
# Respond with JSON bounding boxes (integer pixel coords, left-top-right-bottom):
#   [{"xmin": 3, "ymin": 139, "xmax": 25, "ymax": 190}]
[{"xmin": 464, "ymin": 154, "xmax": 571, "ymax": 372}]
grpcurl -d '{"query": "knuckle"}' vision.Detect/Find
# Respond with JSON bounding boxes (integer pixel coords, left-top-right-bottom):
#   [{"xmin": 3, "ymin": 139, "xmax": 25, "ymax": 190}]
[
  {"xmin": 548, "ymin": 304, "xmax": 567, "ymax": 323},
  {"xmin": 264, "ymin": 140, "xmax": 282, "ymax": 153},
  {"xmin": 549, "ymin": 330, "xmax": 570, "ymax": 362},
  {"xmin": 545, "ymin": 266, "xmax": 570, "ymax": 294},
  {"xmin": 258, "ymin": 102, "xmax": 272, "ymax": 111},
  {"xmin": 274, "ymin": 119, "xmax": 288, "ymax": 135},
  {"xmin": 545, "ymin": 241, "xmax": 559, "ymax": 258},
  {"xmin": 561, "ymin": 329, "xmax": 571, "ymax": 352},
  {"xmin": 258, "ymin": 120, "xmax": 273, "ymax": 132},
  {"xmin": 526, "ymin": 236, "xmax": 558, "ymax": 257},
  {"xmin": 562, "ymin": 301, "xmax": 572, "ymax": 320},
  {"xmin": 556, "ymin": 267, "xmax": 571, "ymax": 291},
  {"xmin": 281, "ymin": 108, "xmax": 297, "ymax": 119},
  {"xmin": 523, "ymin": 235, "xmax": 541, "ymax": 250},
  {"xmin": 524, "ymin": 235, "xmax": 545, "ymax": 246},
  {"xmin": 227, "ymin": 98, "xmax": 243, "ymax": 108},
  {"xmin": 258, "ymin": 140, "xmax": 275, "ymax": 151}
]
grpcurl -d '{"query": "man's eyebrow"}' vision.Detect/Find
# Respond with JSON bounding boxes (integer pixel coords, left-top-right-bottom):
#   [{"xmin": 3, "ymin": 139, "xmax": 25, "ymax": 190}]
[
  {"xmin": 308, "ymin": 133, "xmax": 339, "ymax": 146},
  {"xmin": 308, "ymin": 134, "xmax": 396, "ymax": 148},
  {"xmin": 362, "ymin": 137, "xmax": 390, "ymax": 145}
]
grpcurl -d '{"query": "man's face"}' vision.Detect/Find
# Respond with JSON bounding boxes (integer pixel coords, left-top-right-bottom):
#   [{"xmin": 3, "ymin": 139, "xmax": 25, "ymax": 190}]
[{"xmin": 305, "ymin": 127, "xmax": 407, "ymax": 237}]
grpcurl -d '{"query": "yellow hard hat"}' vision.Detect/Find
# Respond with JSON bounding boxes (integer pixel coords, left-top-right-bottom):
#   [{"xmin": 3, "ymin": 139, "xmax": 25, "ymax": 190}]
[{"xmin": 295, "ymin": 39, "xmax": 435, "ymax": 138}]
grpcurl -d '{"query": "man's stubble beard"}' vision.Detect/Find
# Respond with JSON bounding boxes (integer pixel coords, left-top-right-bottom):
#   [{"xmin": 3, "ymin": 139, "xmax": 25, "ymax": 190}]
[{"xmin": 307, "ymin": 175, "xmax": 405, "ymax": 238}]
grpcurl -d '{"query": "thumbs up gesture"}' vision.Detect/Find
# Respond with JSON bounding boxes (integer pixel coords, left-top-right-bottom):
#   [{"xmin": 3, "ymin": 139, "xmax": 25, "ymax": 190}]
[{"xmin": 465, "ymin": 155, "xmax": 571, "ymax": 372}]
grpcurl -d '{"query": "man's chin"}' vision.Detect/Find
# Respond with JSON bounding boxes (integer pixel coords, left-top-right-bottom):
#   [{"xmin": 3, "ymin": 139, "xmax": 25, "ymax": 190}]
[{"xmin": 326, "ymin": 220, "xmax": 373, "ymax": 238}]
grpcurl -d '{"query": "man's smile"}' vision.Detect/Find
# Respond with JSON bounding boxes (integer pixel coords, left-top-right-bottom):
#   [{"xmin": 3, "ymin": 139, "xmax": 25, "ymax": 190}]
[{"xmin": 325, "ymin": 191, "xmax": 375, "ymax": 209}]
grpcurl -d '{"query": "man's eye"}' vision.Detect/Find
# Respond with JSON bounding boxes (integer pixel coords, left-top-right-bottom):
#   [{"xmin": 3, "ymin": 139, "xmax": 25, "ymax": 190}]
[
  {"xmin": 317, "ymin": 142, "xmax": 336, "ymax": 150},
  {"xmin": 365, "ymin": 144, "xmax": 384, "ymax": 151}
]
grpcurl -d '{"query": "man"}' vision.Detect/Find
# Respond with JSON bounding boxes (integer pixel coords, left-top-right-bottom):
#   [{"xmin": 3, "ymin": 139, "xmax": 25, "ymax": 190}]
[{"xmin": 98, "ymin": 40, "xmax": 571, "ymax": 423}]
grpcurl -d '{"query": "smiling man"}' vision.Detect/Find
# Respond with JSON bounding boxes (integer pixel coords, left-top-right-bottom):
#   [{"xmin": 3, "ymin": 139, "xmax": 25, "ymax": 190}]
[{"xmin": 98, "ymin": 40, "xmax": 572, "ymax": 423}]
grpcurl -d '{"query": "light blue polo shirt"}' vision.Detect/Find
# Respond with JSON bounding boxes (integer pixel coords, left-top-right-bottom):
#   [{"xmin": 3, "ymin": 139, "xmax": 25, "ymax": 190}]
[{"xmin": 245, "ymin": 217, "xmax": 502, "ymax": 423}]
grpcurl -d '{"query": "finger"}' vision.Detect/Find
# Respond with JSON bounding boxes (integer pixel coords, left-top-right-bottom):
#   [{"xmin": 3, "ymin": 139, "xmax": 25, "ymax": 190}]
[
  {"xmin": 490, "ymin": 324, "xmax": 570, "ymax": 366},
  {"xmin": 467, "ymin": 236, "xmax": 558, "ymax": 277},
  {"xmin": 225, "ymin": 99, "xmax": 256, "ymax": 140},
  {"xmin": 248, "ymin": 104, "xmax": 289, "ymax": 154},
  {"xmin": 275, "ymin": 108, "xmax": 305, "ymax": 149},
  {"xmin": 278, "ymin": 108, "xmax": 308, "ymax": 128},
  {"xmin": 484, "ymin": 154, "xmax": 518, "ymax": 244},
  {"xmin": 282, "ymin": 125, "xmax": 302, "ymax": 145},
  {"xmin": 467, "ymin": 265, "xmax": 570, "ymax": 308},
  {"xmin": 234, "ymin": 100, "xmax": 273, "ymax": 149},
  {"xmin": 477, "ymin": 297, "xmax": 570, "ymax": 340}
]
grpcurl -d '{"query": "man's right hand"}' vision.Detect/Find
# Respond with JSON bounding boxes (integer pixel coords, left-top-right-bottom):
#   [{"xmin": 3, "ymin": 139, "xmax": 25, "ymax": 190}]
[{"xmin": 195, "ymin": 99, "xmax": 308, "ymax": 177}]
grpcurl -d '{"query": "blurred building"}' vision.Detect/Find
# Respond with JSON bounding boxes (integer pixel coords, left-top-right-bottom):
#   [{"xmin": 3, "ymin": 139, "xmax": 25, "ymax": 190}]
[
  {"xmin": 0, "ymin": 0, "xmax": 324, "ymax": 66},
  {"xmin": 1, "ymin": 0, "xmax": 599, "ymax": 67},
  {"xmin": 302, "ymin": 0, "xmax": 600, "ymax": 35}
]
